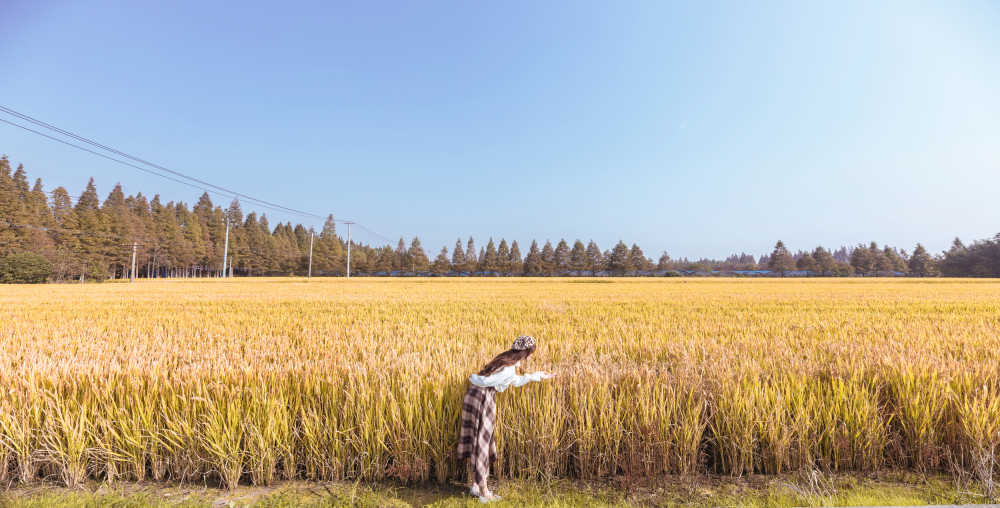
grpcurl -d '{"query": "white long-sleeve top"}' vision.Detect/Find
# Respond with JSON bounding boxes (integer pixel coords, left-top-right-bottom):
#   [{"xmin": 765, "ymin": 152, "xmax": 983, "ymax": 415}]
[{"xmin": 468, "ymin": 362, "xmax": 545, "ymax": 393}]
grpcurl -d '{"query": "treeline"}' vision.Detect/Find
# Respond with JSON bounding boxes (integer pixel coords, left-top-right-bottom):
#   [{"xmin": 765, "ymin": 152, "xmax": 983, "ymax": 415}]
[
  {"xmin": 0, "ymin": 156, "xmax": 362, "ymax": 281},
  {"xmin": 2, "ymin": 155, "xmax": 999, "ymax": 281},
  {"xmin": 760, "ymin": 240, "xmax": 937, "ymax": 277}
]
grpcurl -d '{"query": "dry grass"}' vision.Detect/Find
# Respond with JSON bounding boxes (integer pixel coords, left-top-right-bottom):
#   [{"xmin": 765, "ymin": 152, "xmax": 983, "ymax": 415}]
[{"xmin": 1, "ymin": 278, "xmax": 998, "ymax": 490}]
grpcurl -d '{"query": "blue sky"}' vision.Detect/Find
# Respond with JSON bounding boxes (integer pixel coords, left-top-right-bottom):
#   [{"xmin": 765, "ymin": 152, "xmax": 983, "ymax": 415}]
[{"xmin": 2, "ymin": 1, "xmax": 998, "ymax": 259}]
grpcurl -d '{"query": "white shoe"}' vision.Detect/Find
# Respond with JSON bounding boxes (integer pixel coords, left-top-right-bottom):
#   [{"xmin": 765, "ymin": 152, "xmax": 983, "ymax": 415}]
[
  {"xmin": 471, "ymin": 485, "xmax": 500, "ymax": 503},
  {"xmin": 481, "ymin": 493, "xmax": 502, "ymax": 503}
]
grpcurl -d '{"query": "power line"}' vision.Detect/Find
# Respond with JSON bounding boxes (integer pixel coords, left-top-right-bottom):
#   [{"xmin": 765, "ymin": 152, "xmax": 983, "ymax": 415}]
[
  {"xmin": 353, "ymin": 222, "xmax": 394, "ymax": 245},
  {"xmin": 1, "ymin": 105, "xmax": 399, "ymax": 243},
  {"xmin": 3, "ymin": 116, "xmax": 342, "ymax": 226},
  {"xmin": 1, "ymin": 105, "xmax": 325, "ymax": 221},
  {"xmin": 1, "ymin": 117, "xmax": 245, "ymax": 206},
  {"xmin": 1, "ymin": 116, "xmax": 314, "ymax": 221}
]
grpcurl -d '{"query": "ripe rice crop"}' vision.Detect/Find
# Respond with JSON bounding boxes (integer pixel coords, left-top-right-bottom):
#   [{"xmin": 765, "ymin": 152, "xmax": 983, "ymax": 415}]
[{"xmin": 1, "ymin": 278, "xmax": 999, "ymax": 488}]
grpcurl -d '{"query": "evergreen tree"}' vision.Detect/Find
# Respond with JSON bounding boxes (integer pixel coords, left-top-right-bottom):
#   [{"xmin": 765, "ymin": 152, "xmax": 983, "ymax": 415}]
[
  {"xmin": 509, "ymin": 240, "xmax": 523, "ymax": 275},
  {"xmin": 540, "ymin": 241, "xmax": 556, "ymax": 275},
  {"xmin": 98, "ymin": 184, "xmax": 135, "ymax": 276},
  {"xmin": 767, "ymin": 240, "xmax": 795, "ymax": 276},
  {"xmin": 432, "ymin": 246, "xmax": 451, "ymax": 274},
  {"xmin": 406, "ymin": 237, "xmax": 429, "ymax": 272},
  {"xmin": 870, "ymin": 242, "xmax": 891, "ymax": 275},
  {"xmin": 293, "ymin": 224, "xmax": 310, "ymax": 272},
  {"xmin": 292, "ymin": 224, "xmax": 309, "ymax": 251},
  {"xmin": 586, "ymin": 240, "xmax": 603, "ymax": 274},
  {"xmin": 394, "ymin": 237, "xmax": 407, "ymax": 272},
  {"xmin": 10, "ymin": 164, "xmax": 29, "ymax": 197},
  {"xmin": 349, "ymin": 247, "xmax": 367, "ymax": 275},
  {"xmin": 27, "ymin": 178, "xmax": 52, "ymax": 226},
  {"xmin": 226, "ymin": 199, "xmax": 244, "ymax": 225},
  {"xmin": 203, "ymin": 199, "xmax": 226, "ymax": 269},
  {"xmin": 812, "ymin": 246, "xmax": 835, "ymax": 276},
  {"xmin": 569, "ymin": 240, "xmax": 587, "ymax": 273},
  {"xmin": 554, "ymin": 239, "xmax": 571, "ymax": 274},
  {"xmin": 938, "ymin": 237, "xmax": 968, "ymax": 276},
  {"xmin": 908, "ymin": 243, "xmax": 937, "ymax": 276},
  {"xmin": 463, "ymin": 236, "xmax": 479, "ymax": 273},
  {"xmin": 273, "ymin": 222, "xmax": 300, "ymax": 274},
  {"xmin": 657, "ymin": 251, "xmax": 671, "ymax": 271},
  {"xmin": 18, "ymin": 177, "xmax": 55, "ymax": 258},
  {"xmin": 483, "ymin": 238, "xmax": 499, "ymax": 273},
  {"xmin": 628, "ymin": 244, "xmax": 646, "ymax": 273},
  {"xmin": 0, "ymin": 156, "xmax": 20, "ymax": 256},
  {"xmin": 497, "ymin": 239, "xmax": 511, "ymax": 274},
  {"xmin": 49, "ymin": 186, "xmax": 82, "ymax": 279},
  {"xmin": 314, "ymin": 214, "xmax": 342, "ymax": 274},
  {"xmin": 523, "ymin": 240, "xmax": 543, "ymax": 275},
  {"xmin": 323, "ymin": 214, "xmax": 336, "ymax": 237},
  {"xmin": 375, "ymin": 246, "xmax": 394, "ymax": 273},
  {"xmin": 608, "ymin": 241, "xmax": 631, "ymax": 275},
  {"xmin": 850, "ymin": 244, "xmax": 874, "ymax": 276},
  {"xmin": 193, "ymin": 192, "xmax": 214, "ymax": 220},
  {"xmin": 8, "ymin": 165, "xmax": 32, "ymax": 256},
  {"xmin": 75, "ymin": 178, "xmax": 111, "ymax": 279},
  {"xmin": 130, "ymin": 193, "xmax": 155, "ymax": 274},
  {"xmin": 451, "ymin": 238, "xmax": 466, "ymax": 272},
  {"xmin": 242, "ymin": 212, "xmax": 267, "ymax": 274},
  {"xmin": 191, "ymin": 194, "xmax": 219, "ymax": 271},
  {"xmin": 260, "ymin": 215, "xmax": 280, "ymax": 273},
  {"xmin": 796, "ymin": 252, "xmax": 817, "ymax": 273},
  {"xmin": 76, "ymin": 177, "xmax": 101, "ymax": 212},
  {"xmin": 464, "ymin": 237, "xmax": 478, "ymax": 273},
  {"xmin": 0, "ymin": 157, "xmax": 20, "ymax": 255},
  {"xmin": 832, "ymin": 261, "xmax": 855, "ymax": 277},
  {"xmin": 151, "ymin": 198, "xmax": 177, "ymax": 274},
  {"xmin": 883, "ymin": 246, "xmax": 907, "ymax": 274}
]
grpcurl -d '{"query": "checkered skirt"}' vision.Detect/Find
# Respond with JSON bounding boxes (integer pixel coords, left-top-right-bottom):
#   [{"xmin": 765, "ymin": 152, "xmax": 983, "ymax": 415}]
[{"xmin": 457, "ymin": 384, "xmax": 498, "ymax": 474}]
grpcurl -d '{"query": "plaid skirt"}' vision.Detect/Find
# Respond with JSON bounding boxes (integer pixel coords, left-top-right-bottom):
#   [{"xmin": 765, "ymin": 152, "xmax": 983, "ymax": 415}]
[{"xmin": 457, "ymin": 384, "xmax": 498, "ymax": 474}]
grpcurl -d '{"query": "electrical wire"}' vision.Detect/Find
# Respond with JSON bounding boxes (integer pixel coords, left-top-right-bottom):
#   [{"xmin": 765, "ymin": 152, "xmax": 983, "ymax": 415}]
[
  {"xmin": 1, "ymin": 105, "xmax": 324, "ymax": 220},
  {"xmin": 1, "ymin": 106, "xmax": 399, "ymax": 241}
]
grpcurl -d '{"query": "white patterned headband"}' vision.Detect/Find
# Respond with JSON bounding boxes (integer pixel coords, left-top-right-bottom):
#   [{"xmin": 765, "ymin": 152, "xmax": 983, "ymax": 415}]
[{"xmin": 512, "ymin": 335, "xmax": 536, "ymax": 351}]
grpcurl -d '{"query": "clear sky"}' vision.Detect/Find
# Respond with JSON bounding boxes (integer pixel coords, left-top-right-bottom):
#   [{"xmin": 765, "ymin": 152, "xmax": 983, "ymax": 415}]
[{"xmin": 2, "ymin": 1, "xmax": 998, "ymax": 259}]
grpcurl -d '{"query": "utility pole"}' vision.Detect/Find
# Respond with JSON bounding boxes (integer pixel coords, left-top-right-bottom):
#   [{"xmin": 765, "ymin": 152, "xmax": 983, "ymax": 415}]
[
  {"xmin": 222, "ymin": 217, "xmax": 230, "ymax": 278},
  {"xmin": 130, "ymin": 241, "xmax": 137, "ymax": 283},
  {"xmin": 344, "ymin": 221, "xmax": 354, "ymax": 279},
  {"xmin": 307, "ymin": 231, "xmax": 314, "ymax": 278}
]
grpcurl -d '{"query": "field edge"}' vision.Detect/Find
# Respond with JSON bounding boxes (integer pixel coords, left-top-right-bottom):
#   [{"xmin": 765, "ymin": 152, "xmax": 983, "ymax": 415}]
[{"xmin": 0, "ymin": 471, "xmax": 996, "ymax": 507}]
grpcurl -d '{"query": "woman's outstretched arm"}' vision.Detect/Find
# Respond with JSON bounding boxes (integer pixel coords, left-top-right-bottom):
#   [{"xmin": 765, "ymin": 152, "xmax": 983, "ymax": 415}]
[
  {"xmin": 469, "ymin": 366, "xmax": 556, "ymax": 391},
  {"xmin": 508, "ymin": 370, "xmax": 555, "ymax": 388}
]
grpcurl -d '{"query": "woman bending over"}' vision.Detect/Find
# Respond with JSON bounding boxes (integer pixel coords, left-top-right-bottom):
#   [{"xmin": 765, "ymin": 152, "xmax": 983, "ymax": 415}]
[{"xmin": 457, "ymin": 335, "xmax": 555, "ymax": 503}]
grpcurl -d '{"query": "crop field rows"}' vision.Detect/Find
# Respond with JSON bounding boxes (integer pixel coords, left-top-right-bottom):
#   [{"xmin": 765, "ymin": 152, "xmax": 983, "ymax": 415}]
[{"xmin": 1, "ymin": 278, "xmax": 998, "ymax": 490}]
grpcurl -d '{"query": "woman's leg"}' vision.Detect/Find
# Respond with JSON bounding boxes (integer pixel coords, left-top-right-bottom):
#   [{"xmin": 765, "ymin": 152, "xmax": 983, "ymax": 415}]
[
  {"xmin": 473, "ymin": 454, "xmax": 491, "ymax": 497},
  {"xmin": 467, "ymin": 461, "xmax": 481, "ymax": 495}
]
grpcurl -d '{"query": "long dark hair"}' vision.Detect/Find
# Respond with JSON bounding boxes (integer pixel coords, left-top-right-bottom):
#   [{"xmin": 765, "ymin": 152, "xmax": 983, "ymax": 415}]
[{"xmin": 478, "ymin": 346, "xmax": 536, "ymax": 376}]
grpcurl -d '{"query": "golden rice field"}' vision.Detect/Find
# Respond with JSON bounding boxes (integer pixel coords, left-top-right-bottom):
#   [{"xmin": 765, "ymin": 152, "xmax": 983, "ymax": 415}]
[{"xmin": 1, "ymin": 278, "xmax": 999, "ymax": 489}]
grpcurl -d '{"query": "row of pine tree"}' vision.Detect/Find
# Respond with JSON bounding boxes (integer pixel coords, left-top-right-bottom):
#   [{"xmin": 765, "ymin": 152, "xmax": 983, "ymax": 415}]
[{"xmin": 2, "ymin": 155, "xmax": 996, "ymax": 281}]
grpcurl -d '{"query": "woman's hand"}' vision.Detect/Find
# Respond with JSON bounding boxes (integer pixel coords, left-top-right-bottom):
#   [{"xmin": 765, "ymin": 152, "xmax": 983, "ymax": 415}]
[{"xmin": 540, "ymin": 371, "xmax": 557, "ymax": 380}]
